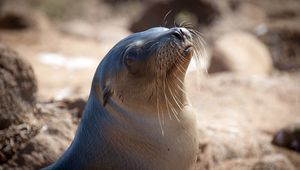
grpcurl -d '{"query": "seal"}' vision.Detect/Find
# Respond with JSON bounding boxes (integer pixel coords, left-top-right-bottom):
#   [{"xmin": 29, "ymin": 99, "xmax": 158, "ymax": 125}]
[{"xmin": 44, "ymin": 26, "xmax": 202, "ymax": 170}]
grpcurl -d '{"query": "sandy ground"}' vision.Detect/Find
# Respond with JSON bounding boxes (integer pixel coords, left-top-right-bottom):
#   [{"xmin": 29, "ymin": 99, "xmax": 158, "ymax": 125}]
[{"xmin": 0, "ymin": 0, "xmax": 300, "ymax": 169}]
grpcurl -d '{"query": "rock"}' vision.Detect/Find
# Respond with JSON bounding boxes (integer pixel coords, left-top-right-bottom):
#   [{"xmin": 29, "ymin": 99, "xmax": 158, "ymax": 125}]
[
  {"xmin": 215, "ymin": 154, "xmax": 296, "ymax": 170},
  {"xmin": 208, "ymin": 31, "xmax": 273, "ymax": 75},
  {"xmin": 0, "ymin": 102, "xmax": 77, "ymax": 170},
  {"xmin": 253, "ymin": 154, "xmax": 296, "ymax": 170},
  {"xmin": 0, "ymin": 44, "xmax": 38, "ymax": 165},
  {"xmin": 0, "ymin": 11, "xmax": 34, "ymax": 30},
  {"xmin": 259, "ymin": 22, "xmax": 300, "ymax": 71},
  {"xmin": 195, "ymin": 125, "xmax": 274, "ymax": 170},
  {"xmin": 0, "ymin": 123, "xmax": 39, "ymax": 164},
  {"xmin": 130, "ymin": 0, "xmax": 220, "ymax": 32},
  {"xmin": 61, "ymin": 98, "xmax": 86, "ymax": 118},
  {"xmin": 58, "ymin": 20, "xmax": 97, "ymax": 39},
  {"xmin": 0, "ymin": 44, "xmax": 37, "ymax": 130},
  {"xmin": 0, "ymin": 97, "xmax": 86, "ymax": 169},
  {"xmin": 0, "ymin": 2, "xmax": 36, "ymax": 30},
  {"xmin": 272, "ymin": 123, "xmax": 300, "ymax": 153},
  {"xmin": 186, "ymin": 72, "xmax": 300, "ymax": 169}
]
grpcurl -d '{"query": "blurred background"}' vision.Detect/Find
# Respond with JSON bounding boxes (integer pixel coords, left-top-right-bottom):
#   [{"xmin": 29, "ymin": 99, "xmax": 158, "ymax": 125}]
[{"xmin": 0, "ymin": 0, "xmax": 299, "ymax": 169}]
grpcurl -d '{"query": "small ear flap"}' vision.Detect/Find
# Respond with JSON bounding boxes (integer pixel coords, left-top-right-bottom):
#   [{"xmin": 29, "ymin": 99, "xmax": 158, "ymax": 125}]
[
  {"xmin": 94, "ymin": 82, "xmax": 113, "ymax": 107},
  {"xmin": 102, "ymin": 86, "xmax": 113, "ymax": 106}
]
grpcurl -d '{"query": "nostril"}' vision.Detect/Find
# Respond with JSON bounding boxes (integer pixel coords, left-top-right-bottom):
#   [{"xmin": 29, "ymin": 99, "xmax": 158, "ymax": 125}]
[
  {"xmin": 172, "ymin": 31, "xmax": 183, "ymax": 40},
  {"xmin": 179, "ymin": 28, "xmax": 192, "ymax": 39},
  {"xmin": 179, "ymin": 29, "xmax": 184, "ymax": 35}
]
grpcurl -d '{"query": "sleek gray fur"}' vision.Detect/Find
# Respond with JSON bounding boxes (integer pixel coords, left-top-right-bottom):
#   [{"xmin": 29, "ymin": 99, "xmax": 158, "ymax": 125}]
[{"xmin": 44, "ymin": 27, "xmax": 199, "ymax": 170}]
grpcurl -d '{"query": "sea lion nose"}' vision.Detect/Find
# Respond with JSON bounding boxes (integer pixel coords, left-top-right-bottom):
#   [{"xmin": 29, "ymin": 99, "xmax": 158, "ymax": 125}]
[{"xmin": 171, "ymin": 27, "xmax": 192, "ymax": 41}]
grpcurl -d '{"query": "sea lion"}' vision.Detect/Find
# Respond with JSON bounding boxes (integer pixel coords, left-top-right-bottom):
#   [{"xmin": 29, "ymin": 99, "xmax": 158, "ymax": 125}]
[{"xmin": 45, "ymin": 26, "xmax": 202, "ymax": 170}]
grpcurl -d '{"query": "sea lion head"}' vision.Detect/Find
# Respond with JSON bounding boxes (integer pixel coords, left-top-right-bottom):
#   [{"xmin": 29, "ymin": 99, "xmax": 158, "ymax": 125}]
[
  {"xmin": 121, "ymin": 27, "xmax": 194, "ymax": 79},
  {"xmin": 93, "ymin": 27, "xmax": 203, "ymax": 115}
]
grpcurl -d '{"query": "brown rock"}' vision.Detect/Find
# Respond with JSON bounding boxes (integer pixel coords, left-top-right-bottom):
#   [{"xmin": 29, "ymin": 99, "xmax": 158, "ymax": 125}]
[
  {"xmin": 253, "ymin": 154, "xmax": 296, "ymax": 170},
  {"xmin": 260, "ymin": 22, "xmax": 300, "ymax": 71},
  {"xmin": 272, "ymin": 123, "xmax": 300, "ymax": 153},
  {"xmin": 130, "ymin": 0, "xmax": 220, "ymax": 32},
  {"xmin": 215, "ymin": 154, "xmax": 296, "ymax": 170},
  {"xmin": 187, "ymin": 72, "xmax": 300, "ymax": 169},
  {"xmin": 0, "ymin": 1, "xmax": 36, "ymax": 30},
  {"xmin": 0, "ymin": 102, "xmax": 77, "ymax": 169},
  {"xmin": 0, "ymin": 44, "xmax": 37, "ymax": 130},
  {"xmin": 208, "ymin": 31, "xmax": 273, "ymax": 75},
  {"xmin": 0, "ymin": 44, "xmax": 38, "ymax": 164}
]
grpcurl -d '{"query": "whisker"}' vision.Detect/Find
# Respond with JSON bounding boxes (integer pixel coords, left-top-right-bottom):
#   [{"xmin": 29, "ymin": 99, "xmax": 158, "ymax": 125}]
[
  {"xmin": 156, "ymin": 83, "xmax": 164, "ymax": 136},
  {"xmin": 163, "ymin": 10, "xmax": 172, "ymax": 27},
  {"xmin": 163, "ymin": 82, "xmax": 181, "ymax": 122},
  {"xmin": 167, "ymin": 100, "xmax": 181, "ymax": 122},
  {"xmin": 163, "ymin": 80, "xmax": 172, "ymax": 120},
  {"xmin": 166, "ymin": 75, "xmax": 188, "ymax": 97},
  {"xmin": 175, "ymin": 83, "xmax": 188, "ymax": 96},
  {"xmin": 170, "ymin": 89, "xmax": 184, "ymax": 107},
  {"xmin": 153, "ymin": 25, "xmax": 206, "ymax": 132},
  {"xmin": 166, "ymin": 84, "xmax": 182, "ymax": 122}
]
